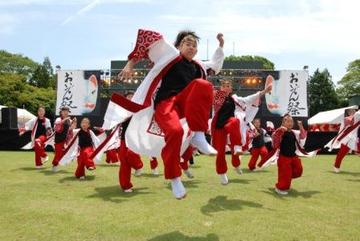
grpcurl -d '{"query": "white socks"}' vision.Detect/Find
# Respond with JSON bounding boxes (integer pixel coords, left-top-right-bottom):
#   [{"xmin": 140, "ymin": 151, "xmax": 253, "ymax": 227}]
[
  {"xmin": 134, "ymin": 168, "xmax": 143, "ymax": 177},
  {"xmin": 233, "ymin": 145, "xmax": 243, "ymax": 156},
  {"xmin": 190, "ymin": 132, "xmax": 217, "ymax": 155},
  {"xmin": 151, "ymin": 168, "xmax": 159, "ymax": 176},
  {"xmin": 235, "ymin": 167, "xmax": 243, "ymax": 175},
  {"xmin": 171, "ymin": 177, "xmax": 186, "ymax": 199},
  {"xmin": 220, "ymin": 174, "xmax": 229, "ymax": 185},
  {"xmin": 183, "ymin": 169, "xmax": 194, "ymax": 179}
]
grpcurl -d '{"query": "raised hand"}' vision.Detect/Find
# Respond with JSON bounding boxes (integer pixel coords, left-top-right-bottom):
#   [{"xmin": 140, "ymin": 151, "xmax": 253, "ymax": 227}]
[
  {"xmin": 118, "ymin": 60, "xmax": 135, "ymax": 81},
  {"xmin": 216, "ymin": 33, "xmax": 224, "ymax": 47}
]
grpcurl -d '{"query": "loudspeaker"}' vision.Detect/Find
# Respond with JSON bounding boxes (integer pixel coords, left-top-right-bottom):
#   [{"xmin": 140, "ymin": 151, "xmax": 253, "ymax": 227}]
[{"xmin": 1, "ymin": 108, "xmax": 18, "ymax": 129}]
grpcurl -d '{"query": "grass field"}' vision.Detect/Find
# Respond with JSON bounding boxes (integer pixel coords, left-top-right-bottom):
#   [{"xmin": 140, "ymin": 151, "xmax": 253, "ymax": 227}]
[{"xmin": 0, "ymin": 151, "xmax": 359, "ymax": 241}]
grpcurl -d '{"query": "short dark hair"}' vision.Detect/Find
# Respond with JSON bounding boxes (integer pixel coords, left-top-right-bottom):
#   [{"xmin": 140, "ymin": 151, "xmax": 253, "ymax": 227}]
[
  {"xmin": 174, "ymin": 30, "xmax": 200, "ymax": 48},
  {"xmin": 124, "ymin": 91, "xmax": 135, "ymax": 98}
]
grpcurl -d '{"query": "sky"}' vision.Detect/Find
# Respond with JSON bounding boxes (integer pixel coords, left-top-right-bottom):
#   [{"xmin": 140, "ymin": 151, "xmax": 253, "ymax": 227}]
[{"xmin": 0, "ymin": 0, "xmax": 359, "ymax": 84}]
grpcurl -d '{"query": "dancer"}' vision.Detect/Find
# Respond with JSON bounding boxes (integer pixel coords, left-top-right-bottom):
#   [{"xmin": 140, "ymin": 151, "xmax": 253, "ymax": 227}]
[
  {"xmin": 149, "ymin": 157, "xmax": 159, "ymax": 175},
  {"xmin": 118, "ymin": 91, "xmax": 144, "ymax": 192},
  {"xmin": 51, "ymin": 106, "xmax": 76, "ymax": 172},
  {"xmin": 58, "ymin": 118, "xmax": 102, "ymax": 179},
  {"xmin": 326, "ymin": 108, "xmax": 360, "ymax": 173},
  {"xmin": 212, "ymin": 79, "xmax": 243, "ymax": 184},
  {"xmin": 211, "ymin": 78, "xmax": 272, "ymax": 184},
  {"xmin": 104, "ymin": 29, "xmax": 224, "ymax": 199},
  {"xmin": 19, "ymin": 106, "xmax": 52, "ymax": 168},
  {"xmin": 248, "ymin": 118, "xmax": 269, "ymax": 171},
  {"xmin": 262, "ymin": 114, "xmax": 316, "ymax": 195}
]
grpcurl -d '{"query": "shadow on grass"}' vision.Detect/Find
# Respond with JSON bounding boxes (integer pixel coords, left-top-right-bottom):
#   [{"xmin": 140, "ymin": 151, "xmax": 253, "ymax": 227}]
[
  {"xmin": 188, "ymin": 165, "xmax": 201, "ymax": 169},
  {"xmin": 241, "ymin": 169, "xmax": 270, "ymax": 174},
  {"xmin": 58, "ymin": 175, "xmax": 96, "ymax": 183},
  {"xmin": 262, "ymin": 188, "xmax": 321, "ymax": 199},
  {"xmin": 329, "ymin": 171, "xmax": 360, "ymax": 177},
  {"xmin": 229, "ymin": 178, "xmax": 255, "ymax": 185},
  {"xmin": 139, "ymin": 173, "xmax": 162, "ymax": 178},
  {"xmin": 347, "ymin": 179, "xmax": 360, "ymax": 183},
  {"xmin": 148, "ymin": 231, "xmax": 219, "ymax": 241},
  {"xmin": 96, "ymin": 163, "xmax": 119, "ymax": 168},
  {"xmin": 39, "ymin": 169, "xmax": 70, "ymax": 175},
  {"xmin": 87, "ymin": 186, "xmax": 152, "ymax": 203},
  {"xmin": 13, "ymin": 167, "xmax": 42, "ymax": 171},
  {"xmin": 200, "ymin": 195, "xmax": 263, "ymax": 216}
]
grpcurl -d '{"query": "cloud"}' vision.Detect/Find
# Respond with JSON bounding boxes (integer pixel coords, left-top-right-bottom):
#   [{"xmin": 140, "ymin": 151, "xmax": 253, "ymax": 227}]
[
  {"xmin": 60, "ymin": 0, "xmax": 101, "ymax": 26},
  {"xmin": 59, "ymin": 0, "xmax": 152, "ymax": 26}
]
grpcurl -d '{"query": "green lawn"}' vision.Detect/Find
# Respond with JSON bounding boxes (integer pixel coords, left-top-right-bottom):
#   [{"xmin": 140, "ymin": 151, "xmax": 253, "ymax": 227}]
[{"xmin": 0, "ymin": 151, "xmax": 359, "ymax": 241}]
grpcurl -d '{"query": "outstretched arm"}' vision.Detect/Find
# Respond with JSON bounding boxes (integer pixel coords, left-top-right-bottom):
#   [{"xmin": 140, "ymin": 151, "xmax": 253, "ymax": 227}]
[
  {"xmin": 203, "ymin": 33, "xmax": 225, "ymax": 75},
  {"xmin": 118, "ymin": 29, "xmax": 163, "ymax": 81}
]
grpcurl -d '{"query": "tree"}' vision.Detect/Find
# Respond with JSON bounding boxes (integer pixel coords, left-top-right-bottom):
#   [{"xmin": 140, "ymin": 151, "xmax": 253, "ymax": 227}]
[
  {"xmin": 336, "ymin": 59, "xmax": 360, "ymax": 102},
  {"xmin": 0, "ymin": 73, "xmax": 56, "ymax": 114},
  {"xmin": 308, "ymin": 68, "xmax": 339, "ymax": 116},
  {"xmin": 43, "ymin": 56, "xmax": 54, "ymax": 76},
  {"xmin": 224, "ymin": 55, "xmax": 275, "ymax": 70},
  {"xmin": 0, "ymin": 50, "xmax": 39, "ymax": 76},
  {"xmin": 0, "ymin": 51, "xmax": 56, "ymax": 115},
  {"xmin": 29, "ymin": 65, "xmax": 51, "ymax": 88}
]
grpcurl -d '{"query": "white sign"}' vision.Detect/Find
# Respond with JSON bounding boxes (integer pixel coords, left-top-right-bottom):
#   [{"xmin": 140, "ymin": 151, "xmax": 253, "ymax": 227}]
[
  {"xmin": 56, "ymin": 70, "xmax": 99, "ymax": 115},
  {"xmin": 265, "ymin": 70, "xmax": 308, "ymax": 117}
]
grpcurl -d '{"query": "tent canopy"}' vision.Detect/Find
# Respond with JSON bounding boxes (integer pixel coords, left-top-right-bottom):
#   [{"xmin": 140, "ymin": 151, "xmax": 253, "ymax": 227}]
[{"xmin": 308, "ymin": 105, "xmax": 358, "ymax": 125}]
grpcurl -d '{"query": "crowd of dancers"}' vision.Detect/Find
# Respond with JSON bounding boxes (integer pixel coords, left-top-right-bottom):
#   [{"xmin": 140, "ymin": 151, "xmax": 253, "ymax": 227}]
[{"xmin": 19, "ymin": 29, "xmax": 360, "ymax": 199}]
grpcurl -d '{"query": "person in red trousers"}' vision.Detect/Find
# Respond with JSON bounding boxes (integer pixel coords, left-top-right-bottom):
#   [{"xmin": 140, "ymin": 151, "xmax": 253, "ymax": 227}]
[
  {"xmin": 105, "ymin": 149, "xmax": 120, "ymax": 164},
  {"xmin": 19, "ymin": 106, "xmax": 52, "ymax": 168},
  {"xmin": 119, "ymin": 30, "xmax": 220, "ymax": 199},
  {"xmin": 332, "ymin": 108, "xmax": 358, "ymax": 173},
  {"xmin": 271, "ymin": 114, "xmax": 307, "ymax": 195},
  {"xmin": 149, "ymin": 157, "xmax": 159, "ymax": 175},
  {"xmin": 118, "ymin": 91, "xmax": 144, "ymax": 192},
  {"xmin": 52, "ymin": 106, "xmax": 76, "ymax": 172},
  {"xmin": 74, "ymin": 118, "xmax": 99, "ymax": 180},
  {"xmin": 248, "ymin": 118, "xmax": 269, "ymax": 171},
  {"xmin": 211, "ymin": 79, "xmax": 243, "ymax": 185}
]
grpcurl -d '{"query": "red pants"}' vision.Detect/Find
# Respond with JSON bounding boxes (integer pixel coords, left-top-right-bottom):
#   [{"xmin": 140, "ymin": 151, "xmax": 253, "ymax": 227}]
[
  {"xmin": 276, "ymin": 155, "xmax": 303, "ymax": 191},
  {"xmin": 150, "ymin": 157, "xmax": 158, "ymax": 170},
  {"xmin": 52, "ymin": 141, "xmax": 65, "ymax": 167},
  {"xmin": 179, "ymin": 146, "xmax": 194, "ymax": 171},
  {"xmin": 211, "ymin": 117, "xmax": 242, "ymax": 174},
  {"xmin": 75, "ymin": 147, "xmax": 96, "ymax": 178},
  {"xmin": 249, "ymin": 146, "xmax": 269, "ymax": 170},
  {"xmin": 231, "ymin": 152, "xmax": 241, "ymax": 168},
  {"xmin": 154, "ymin": 79, "xmax": 213, "ymax": 179},
  {"xmin": 118, "ymin": 140, "xmax": 144, "ymax": 190},
  {"xmin": 105, "ymin": 149, "xmax": 119, "ymax": 163},
  {"xmin": 334, "ymin": 144, "xmax": 351, "ymax": 168},
  {"xmin": 34, "ymin": 135, "xmax": 47, "ymax": 167}
]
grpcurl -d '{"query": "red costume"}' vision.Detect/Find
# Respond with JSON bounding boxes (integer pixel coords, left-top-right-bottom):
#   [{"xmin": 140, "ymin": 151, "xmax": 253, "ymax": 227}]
[
  {"xmin": 248, "ymin": 127, "xmax": 269, "ymax": 170},
  {"xmin": 211, "ymin": 90, "xmax": 242, "ymax": 175},
  {"xmin": 52, "ymin": 117, "xmax": 71, "ymax": 167},
  {"xmin": 118, "ymin": 119, "xmax": 144, "ymax": 190}
]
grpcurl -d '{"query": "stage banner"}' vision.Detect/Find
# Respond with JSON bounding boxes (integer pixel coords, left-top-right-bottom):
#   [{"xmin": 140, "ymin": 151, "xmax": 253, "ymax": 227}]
[
  {"xmin": 264, "ymin": 70, "xmax": 308, "ymax": 117},
  {"xmin": 56, "ymin": 70, "xmax": 101, "ymax": 115}
]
